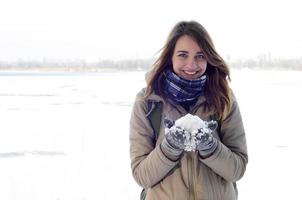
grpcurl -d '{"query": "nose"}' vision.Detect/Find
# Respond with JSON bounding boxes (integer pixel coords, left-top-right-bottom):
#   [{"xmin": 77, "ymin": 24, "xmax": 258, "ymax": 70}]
[{"xmin": 186, "ymin": 58, "xmax": 198, "ymax": 70}]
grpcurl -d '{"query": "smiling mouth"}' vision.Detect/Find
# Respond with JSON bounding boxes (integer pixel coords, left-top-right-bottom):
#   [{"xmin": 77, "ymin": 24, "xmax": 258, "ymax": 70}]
[{"xmin": 183, "ymin": 70, "xmax": 198, "ymax": 75}]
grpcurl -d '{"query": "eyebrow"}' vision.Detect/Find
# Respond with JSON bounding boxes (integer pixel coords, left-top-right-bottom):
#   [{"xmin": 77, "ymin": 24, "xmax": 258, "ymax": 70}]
[
  {"xmin": 176, "ymin": 50, "xmax": 188, "ymax": 54},
  {"xmin": 176, "ymin": 50, "xmax": 204, "ymax": 54}
]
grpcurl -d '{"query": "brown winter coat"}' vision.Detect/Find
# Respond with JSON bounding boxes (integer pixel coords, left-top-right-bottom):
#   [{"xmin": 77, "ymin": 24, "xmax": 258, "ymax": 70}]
[{"xmin": 129, "ymin": 88, "xmax": 248, "ymax": 200}]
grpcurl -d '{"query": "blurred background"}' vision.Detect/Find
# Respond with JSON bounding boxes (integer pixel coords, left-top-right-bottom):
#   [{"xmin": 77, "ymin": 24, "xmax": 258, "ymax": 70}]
[
  {"xmin": 1, "ymin": 0, "xmax": 302, "ymax": 68},
  {"xmin": 0, "ymin": 0, "xmax": 301, "ymax": 199}
]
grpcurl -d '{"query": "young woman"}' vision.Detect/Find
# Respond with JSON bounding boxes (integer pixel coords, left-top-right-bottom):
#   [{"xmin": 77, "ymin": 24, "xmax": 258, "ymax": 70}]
[{"xmin": 129, "ymin": 20, "xmax": 248, "ymax": 200}]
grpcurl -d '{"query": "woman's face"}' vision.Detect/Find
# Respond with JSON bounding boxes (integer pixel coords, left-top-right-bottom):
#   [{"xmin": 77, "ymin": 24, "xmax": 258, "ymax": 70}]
[{"xmin": 172, "ymin": 35, "xmax": 207, "ymax": 80}]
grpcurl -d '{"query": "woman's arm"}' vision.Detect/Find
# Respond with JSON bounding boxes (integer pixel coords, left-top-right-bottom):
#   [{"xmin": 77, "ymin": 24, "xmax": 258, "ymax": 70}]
[
  {"xmin": 129, "ymin": 91, "xmax": 179, "ymax": 188},
  {"xmin": 199, "ymin": 96, "xmax": 248, "ymax": 182}
]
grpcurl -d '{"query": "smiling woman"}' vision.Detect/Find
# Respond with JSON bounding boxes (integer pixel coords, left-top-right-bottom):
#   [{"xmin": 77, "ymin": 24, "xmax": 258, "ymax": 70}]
[{"xmin": 129, "ymin": 21, "xmax": 248, "ymax": 200}]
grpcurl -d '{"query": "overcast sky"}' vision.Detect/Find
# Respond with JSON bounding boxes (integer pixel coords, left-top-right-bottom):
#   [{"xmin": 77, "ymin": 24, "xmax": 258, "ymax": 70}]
[{"xmin": 0, "ymin": 0, "xmax": 301, "ymax": 61}]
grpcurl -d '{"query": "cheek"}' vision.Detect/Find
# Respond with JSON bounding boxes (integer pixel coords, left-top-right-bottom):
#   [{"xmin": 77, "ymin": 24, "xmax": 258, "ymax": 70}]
[
  {"xmin": 198, "ymin": 61, "xmax": 207, "ymax": 71},
  {"xmin": 172, "ymin": 60, "xmax": 184, "ymax": 73}
]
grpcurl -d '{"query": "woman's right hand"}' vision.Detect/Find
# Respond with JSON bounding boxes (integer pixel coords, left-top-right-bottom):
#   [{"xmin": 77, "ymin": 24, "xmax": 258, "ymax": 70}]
[
  {"xmin": 163, "ymin": 117, "xmax": 188, "ymax": 150},
  {"xmin": 160, "ymin": 117, "xmax": 186, "ymax": 161},
  {"xmin": 165, "ymin": 126, "xmax": 188, "ymax": 150}
]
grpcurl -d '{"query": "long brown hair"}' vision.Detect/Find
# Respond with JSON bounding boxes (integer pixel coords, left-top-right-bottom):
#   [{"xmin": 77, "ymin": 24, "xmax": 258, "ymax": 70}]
[{"xmin": 145, "ymin": 21, "xmax": 232, "ymax": 119}]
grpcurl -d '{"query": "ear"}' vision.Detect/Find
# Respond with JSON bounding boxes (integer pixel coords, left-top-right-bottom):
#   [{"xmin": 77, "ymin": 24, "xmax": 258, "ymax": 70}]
[{"xmin": 207, "ymin": 120, "xmax": 218, "ymax": 131}]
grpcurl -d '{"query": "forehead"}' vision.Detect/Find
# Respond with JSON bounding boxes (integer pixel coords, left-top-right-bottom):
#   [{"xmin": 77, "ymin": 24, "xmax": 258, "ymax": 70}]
[{"xmin": 174, "ymin": 35, "xmax": 202, "ymax": 53}]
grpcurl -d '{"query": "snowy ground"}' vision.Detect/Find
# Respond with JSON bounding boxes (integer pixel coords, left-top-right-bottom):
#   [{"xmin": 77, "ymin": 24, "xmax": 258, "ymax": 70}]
[{"xmin": 0, "ymin": 69, "xmax": 301, "ymax": 200}]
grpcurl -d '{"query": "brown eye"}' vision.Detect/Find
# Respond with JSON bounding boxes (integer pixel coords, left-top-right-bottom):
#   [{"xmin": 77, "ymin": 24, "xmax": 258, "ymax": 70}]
[
  {"xmin": 178, "ymin": 53, "xmax": 188, "ymax": 58},
  {"xmin": 195, "ymin": 54, "xmax": 205, "ymax": 60}
]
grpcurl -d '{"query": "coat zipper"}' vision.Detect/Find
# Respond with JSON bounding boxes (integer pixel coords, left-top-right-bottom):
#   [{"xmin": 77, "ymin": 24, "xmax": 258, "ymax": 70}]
[
  {"xmin": 187, "ymin": 153, "xmax": 196, "ymax": 200},
  {"xmin": 176, "ymin": 107, "xmax": 197, "ymax": 200}
]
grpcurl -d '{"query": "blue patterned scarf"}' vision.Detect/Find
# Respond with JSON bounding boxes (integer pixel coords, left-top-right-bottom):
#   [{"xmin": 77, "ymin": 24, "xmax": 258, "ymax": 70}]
[{"xmin": 162, "ymin": 69, "xmax": 207, "ymax": 103}]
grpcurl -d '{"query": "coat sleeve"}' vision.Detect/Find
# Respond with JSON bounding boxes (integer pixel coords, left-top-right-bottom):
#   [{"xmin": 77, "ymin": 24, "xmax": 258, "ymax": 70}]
[
  {"xmin": 129, "ymin": 91, "xmax": 179, "ymax": 188},
  {"xmin": 200, "ymin": 94, "xmax": 248, "ymax": 182}
]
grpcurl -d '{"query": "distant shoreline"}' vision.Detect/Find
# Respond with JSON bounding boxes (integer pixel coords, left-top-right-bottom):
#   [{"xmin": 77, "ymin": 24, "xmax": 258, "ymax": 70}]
[
  {"xmin": 0, "ymin": 66, "xmax": 300, "ymax": 75},
  {"xmin": 1, "ymin": 57, "xmax": 301, "ymax": 71},
  {"xmin": 0, "ymin": 70, "xmax": 148, "ymax": 77}
]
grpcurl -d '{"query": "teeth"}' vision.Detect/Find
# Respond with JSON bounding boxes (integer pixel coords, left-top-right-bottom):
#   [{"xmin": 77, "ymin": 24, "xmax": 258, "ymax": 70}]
[{"xmin": 184, "ymin": 71, "xmax": 197, "ymax": 75}]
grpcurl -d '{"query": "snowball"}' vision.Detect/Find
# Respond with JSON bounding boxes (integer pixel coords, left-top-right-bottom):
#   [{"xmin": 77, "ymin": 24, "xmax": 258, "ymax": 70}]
[
  {"xmin": 175, "ymin": 114, "xmax": 207, "ymax": 132},
  {"xmin": 173, "ymin": 114, "xmax": 210, "ymax": 152}
]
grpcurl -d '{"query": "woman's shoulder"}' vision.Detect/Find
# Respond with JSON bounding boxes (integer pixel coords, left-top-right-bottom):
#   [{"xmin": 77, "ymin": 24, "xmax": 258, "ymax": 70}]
[
  {"xmin": 134, "ymin": 87, "xmax": 147, "ymax": 102},
  {"xmin": 222, "ymin": 87, "xmax": 242, "ymax": 120},
  {"xmin": 228, "ymin": 87, "xmax": 238, "ymax": 104},
  {"xmin": 135, "ymin": 87, "xmax": 162, "ymax": 101}
]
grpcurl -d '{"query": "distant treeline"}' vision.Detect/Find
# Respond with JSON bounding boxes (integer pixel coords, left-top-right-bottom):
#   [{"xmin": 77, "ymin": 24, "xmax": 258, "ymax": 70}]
[
  {"xmin": 229, "ymin": 57, "xmax": 302, "ymax": 70},
  {"xmin": 0, "ymin": 57, "xmax": 301, "ymax": 71},
  {"xmin": 0, "ymin": 59, "xmax": 155, "ymax": 72}
]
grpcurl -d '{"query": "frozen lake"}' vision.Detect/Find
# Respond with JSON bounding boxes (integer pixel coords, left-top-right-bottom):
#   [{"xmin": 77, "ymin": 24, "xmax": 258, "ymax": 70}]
[{"xmin": 0, "ymin": 70, "xmax": 301, "ymax": 199}]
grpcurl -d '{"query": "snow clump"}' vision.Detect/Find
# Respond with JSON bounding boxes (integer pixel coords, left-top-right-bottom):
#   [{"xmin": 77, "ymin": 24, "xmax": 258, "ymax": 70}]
[{"xmin": 174, "ymin": 114, "xmax": 203, "ymax": 151}]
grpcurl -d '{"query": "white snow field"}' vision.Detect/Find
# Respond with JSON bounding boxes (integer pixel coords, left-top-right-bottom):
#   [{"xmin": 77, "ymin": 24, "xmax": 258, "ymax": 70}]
[{"xmin": 0, "ymin": 69, "xmax": 301, "ymax": 200}]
